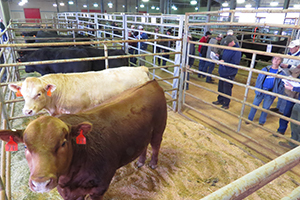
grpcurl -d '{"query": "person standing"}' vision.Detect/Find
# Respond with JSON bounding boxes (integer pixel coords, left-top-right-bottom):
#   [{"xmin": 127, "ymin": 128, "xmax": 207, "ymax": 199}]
[
  {"xmin": 183, "ymin": 33, "xmax": 196, "ymax": 90},
  {"xmin": 279, "ymin": 83, "xmax": 300, "ymax": 149},
  {"xmin": 204, "ymin": 34, "xmax": 223, "ymax": 83},
  {"xmin": 0, "ymin": 18, "xmax": 7, "ymax": 42},
  {"xmin": 212, "ymin": 37, "xmax": 241, "ymax": 109},
  {"xmin": 220, "ymin": 30, "xmax": 239, "ymax": 46},
  {"xmin": 161, "ymin": 29, "xmax": 173, "ymax": 68},
  {"xmin": 128, "ymin": 31, "xmax": 137, "ymax": 65},
  {"xmin": 198, "ymin": 31, "xmax": 212, "ymax": 77},
  {"xmin": 271, "ymin": 40, "xmax": 300, "ymax": 135},
  {"xmin": 153, "ymin": 27, "xmax": 161, "ymax": 65},
  {"xmin": 247, "ymin": 56, "xmax": 285, "ymax": 125},
  {"xmin": 137, "ymin": 25, "xmax": 148, "ymax": 66}
]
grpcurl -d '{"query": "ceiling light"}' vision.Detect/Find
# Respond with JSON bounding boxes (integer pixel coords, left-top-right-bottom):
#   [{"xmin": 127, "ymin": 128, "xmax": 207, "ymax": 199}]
[
  {"xmin": 190, "ymin": 0, "xmax": 197, "ymax": 5},
  {"xmin": 22, "ymin": 0, "xmax": 28, "ymax": 3},
  {"xmin": 151, "ymin": 5, "xmax": 155, "ymax": 9},
  {"xmin": 172, "ymin": 5, "xmax": 177, "ymax": 10},
  {"xmin": 108, "ymin": 2, "xmax": 113, "ymax": 8},
  {"xmin": 93, "ymin": 3, "xmax": 98, "ymax": 7},
  {"xmin": 53, "ymin": 3, "xmax": 57, "ymax": 7},
  {"xmin": 135, "ymin": 6, "xmax": 138, "ymax": 9},
  {"xmin": 68, "ymin": 1, "xmax": 74, "ymax": 5},
  {"xmin": 294, "ymin": 4, "xmax": 300, "ymax": 8},
  {"xmin": 270, "ymin": 1, "xmax": 278, "ymax": 6},
  {"xmin": 237, "ymin": 0, "xmax": 245, "ymax": 4},
  {"xmin": 245, "ymin": 3, "xmax": 252, "ymax": 8},
  {"xmin": 122, "ymin": 5, "xmax": 125, "ymax": 8},
  {"xmin": 18, "ymin": 1, "xmax": 25, "ymax": 6},
  {"xmin": 195, "ymin": 7, "xmax": 198, "ymax": 10},
  {"xmin": 83, "ymin": 4, "xmax": 87, "ymax": 7},
  {"xmin": 140, "ymin": 4, "xmax": 145, "ymax": 8},
  {"xmin": 59, "ymin": 2, "xmax": 65, "ymax": 6},
  {"xmin": 156, "ymin": 7, "xmax": 159, "ymax": 10},
  {"xmin": 222, "ymin": 1, "xmax": 228, "ymax": 7},
  {"xmin": 142, "ymin": 0, "xmax": 149, "ymax": 2}
]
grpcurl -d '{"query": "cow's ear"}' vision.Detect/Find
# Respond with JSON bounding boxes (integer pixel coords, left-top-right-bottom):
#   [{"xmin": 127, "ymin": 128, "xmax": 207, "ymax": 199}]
[
  {"xmin": 44, "ymin": 84, "xmax": 56, "ymax": 93},
  {"xmin": 8, "ymin": 83, "xmax": 22, "ymax": 92},
  {"xmin": 70, "ymin": 122, "xmax": 93, "ymax": 137},
  {"xmin": 0, "ymin": 129, "xmax": 24, "ymax": 143}
]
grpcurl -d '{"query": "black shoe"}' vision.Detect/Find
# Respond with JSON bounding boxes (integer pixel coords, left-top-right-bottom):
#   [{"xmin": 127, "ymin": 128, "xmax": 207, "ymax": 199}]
[
  {"xmin": 259, "ymin": 123, "xmax": 264, "ymax": 126},
  {"xmin": 206, "ymin": 80, "xmax": 214, "ymax": 84},
  {"xmin": 279, "ymin": 141, "xmax": 295, "ymax": 149},
  {"xmin": 270, "ymin": 108, "xmax": 279, "ymax": 112},
  {"xmin": 212, "ymin": 101, "xmax": 222, "ymax": 105},
  {"xmin": 273, "ymin": 131, "xmax": 284, "ymax": 138},
  {"xmin": 245, "ymin": 121, "xmax": 250, "ymax": 125},
  {"xmin": 221, "ymin": 105, "xmax": 229, "ymax": 109}
]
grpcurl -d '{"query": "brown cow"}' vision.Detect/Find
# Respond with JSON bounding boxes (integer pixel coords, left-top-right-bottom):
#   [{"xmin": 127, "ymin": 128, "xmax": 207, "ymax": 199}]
[{"xmin": 0, "ymin": 80, "xmax": 167, "ymax": 200}]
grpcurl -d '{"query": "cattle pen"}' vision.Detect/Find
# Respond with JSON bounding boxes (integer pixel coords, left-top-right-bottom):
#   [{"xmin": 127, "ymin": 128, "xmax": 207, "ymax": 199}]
[{"xmin": 1, "ymin": 9, "xmax": 300, "ymax": 199}]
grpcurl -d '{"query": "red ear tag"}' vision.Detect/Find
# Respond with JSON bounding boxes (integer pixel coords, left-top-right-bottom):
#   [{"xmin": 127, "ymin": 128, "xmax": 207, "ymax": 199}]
[
  {"xmin": 5, "ymin": 136, "xmax": 18, "ymax": 151},
  {"xmin": 76, "ymin": 130, "xmax": 86, "ymax": 145},
  {"xmin": 47, "ymin": 89, "xmax": 52, "ymax": 96},
  {"xmin": 16, "ymin": 89, "xmax": 22, "ymax": 97}
]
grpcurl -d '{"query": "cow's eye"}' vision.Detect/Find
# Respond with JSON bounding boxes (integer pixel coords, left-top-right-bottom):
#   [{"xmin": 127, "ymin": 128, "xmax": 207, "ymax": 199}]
[
  {"xmin": 37, "ymin": 93, "xmax": 41, "ymax": 97},
  {"xmin": 62, "ymin": 141, "xmax": 66, "ymax": 147},
  {"xmin": 24, "ymin": 145, "xmax": 27, "ymax": 149}
]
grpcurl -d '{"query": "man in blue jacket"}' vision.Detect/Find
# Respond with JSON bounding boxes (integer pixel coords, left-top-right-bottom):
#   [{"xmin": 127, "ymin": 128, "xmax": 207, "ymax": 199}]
[
  {"xmin": 212, "ymin": 37, "xmax": 241, "ymax": 109},
  {"xmin": 247, "ymin": 56, "xmax": 285, "ymax": 125},
  {"xmin": 137, "ymin": 25, "xmax": 148, "ymax": 66}
]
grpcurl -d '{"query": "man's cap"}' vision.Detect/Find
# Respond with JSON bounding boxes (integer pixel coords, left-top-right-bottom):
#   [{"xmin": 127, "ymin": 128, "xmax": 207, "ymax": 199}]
[
  {"xmin": 223, "ymin": 36, "xmax": 235, "ymax": 45},
  {"xmin": 167, "ymin": 28, "xmax": 173, "ymax": 33},
  {"xmin": 138, "ymin": 25, "xmax": 143, "ymax": 30},
  {"xmin": 288, "ymin": 39, "xmax": 300, "ymax": 48},
  {"xmin": 227, "ymin": 30, "xmax": 234, "ymax": 35},
  {"xmin": 131, "ymin": 25, "xmax": 135, "ymax": 29},
  {"xmin": 205, "ymin": 31, "xmax": 212, "ymax": 36},
  {"xmin": 217, "ymin": 34, "xmax": 223, "ymax": 38}
]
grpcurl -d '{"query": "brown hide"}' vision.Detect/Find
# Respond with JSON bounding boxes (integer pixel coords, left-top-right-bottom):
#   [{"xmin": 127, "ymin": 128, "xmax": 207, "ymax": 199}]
[{"xmin": 7, "ymin": 80, "xmax": 167, "ymax": 200}]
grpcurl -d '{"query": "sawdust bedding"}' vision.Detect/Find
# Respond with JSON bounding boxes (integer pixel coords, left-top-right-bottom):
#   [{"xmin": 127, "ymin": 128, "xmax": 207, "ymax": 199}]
[{"xmin": 10, "ymin": 110, "xmax": 296, "ymax": 200}]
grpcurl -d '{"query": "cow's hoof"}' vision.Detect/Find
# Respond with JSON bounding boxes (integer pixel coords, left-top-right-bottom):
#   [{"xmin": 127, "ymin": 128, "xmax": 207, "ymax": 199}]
[
  {"xmin": 148, "ymin": 163, "xmax": 157, "ymax": 169},
  {"xmin": 136, "ymin": 161, "xmax": 145, "ymax": 168}
]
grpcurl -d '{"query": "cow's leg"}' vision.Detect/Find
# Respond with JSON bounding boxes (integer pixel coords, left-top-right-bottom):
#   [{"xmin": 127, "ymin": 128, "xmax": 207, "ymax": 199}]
[
  {"xmin": 149, "ymin": 133, "xmax": 163, "ymax": 169},
  {"xmin": 136, "ymin": 147, "xmax": 147, "ymax": 168}
]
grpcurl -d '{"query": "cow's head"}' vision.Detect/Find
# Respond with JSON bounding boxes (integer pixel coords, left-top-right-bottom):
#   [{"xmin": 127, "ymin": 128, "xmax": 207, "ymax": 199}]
[
  {"xmin": 9, "ymin": 77, "xmax": 57, "ymax": 116},
  {"xmin": 0, "ymin": 116, "xmax": 92, "ymax": 193}
]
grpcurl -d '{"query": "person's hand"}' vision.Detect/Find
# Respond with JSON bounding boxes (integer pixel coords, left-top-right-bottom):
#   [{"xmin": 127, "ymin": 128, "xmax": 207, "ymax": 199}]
[
  {"xmin": 297, "ymin": 64, "xmax": 300, "ymax": 68},
  {"xmin": 280, "ymin": 63, "xmax": 288, "ymax": 68},
  {"xmin": 284, "ymin": 82, "xmax": 294, "ymax": 91},
  {"xmin": 220, "ymin": 60, "xmax": 224, "ymax": 62}
]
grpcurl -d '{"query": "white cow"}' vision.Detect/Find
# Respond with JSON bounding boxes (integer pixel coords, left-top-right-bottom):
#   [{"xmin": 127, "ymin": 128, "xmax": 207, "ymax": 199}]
[{"xmin": 9, "ymin": 66, "xmax": 150, "ymax": 116}]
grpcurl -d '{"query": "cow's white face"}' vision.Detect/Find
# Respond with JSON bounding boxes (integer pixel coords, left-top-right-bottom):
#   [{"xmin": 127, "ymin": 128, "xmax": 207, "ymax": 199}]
[{"xmin": 9, "ymin": 77, "xmax": 56, "ymax": 116}]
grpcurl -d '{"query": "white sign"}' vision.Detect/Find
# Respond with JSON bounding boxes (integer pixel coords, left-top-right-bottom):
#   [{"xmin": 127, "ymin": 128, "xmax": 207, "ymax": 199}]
[{"xmin": 266, "ymin": 44, "xmax": 272, "ymax": 53}]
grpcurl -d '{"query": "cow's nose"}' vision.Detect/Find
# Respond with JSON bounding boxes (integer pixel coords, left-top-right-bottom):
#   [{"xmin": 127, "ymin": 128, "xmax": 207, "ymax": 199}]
[{"xmin": 24, "ymin": 109, "xmax": 33, "ymax": 116}]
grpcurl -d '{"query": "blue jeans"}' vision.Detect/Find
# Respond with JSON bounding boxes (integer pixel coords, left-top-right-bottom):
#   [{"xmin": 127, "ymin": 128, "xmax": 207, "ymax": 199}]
[
  {"xmin": 128, "ymin": 48, "xmax": 136, "ymax": 65},
  {"xmin": 204, "ymin": 61, "xmax": 215, "ymax": 82},
  {"xmin": 198, "ymin": 53, "xmax": 206, "ymax": 78},
  {"xmin": 248, "ymin": 92, "xmax": 275, "ymax": 125},
  {"xmin": 276, "ymin": 97, "xmax": 286, "ymax": 113},
  {"xmin": 277, "ymin": 100, "xmax": 295, "ymax": 134},
  {"xmin": 162, "ymin": 54, "xmax": 170, "ymax": 66},
  {"xmin": 183, "ymin": 72, "xmax": 190, "ymax": 90},
  {"xmin": 217, "ymin": 75, "xmax": 235, "ymax": 106},
  {"xmin": 290, "ymin": 103, "xmax": 300, "ymax": 148}
]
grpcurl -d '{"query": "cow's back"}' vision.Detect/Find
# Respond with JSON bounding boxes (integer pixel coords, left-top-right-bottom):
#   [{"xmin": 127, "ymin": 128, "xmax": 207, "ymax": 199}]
[{"xmin": 41, "ymin": 66, "xmax": 150, "ymax": 114}]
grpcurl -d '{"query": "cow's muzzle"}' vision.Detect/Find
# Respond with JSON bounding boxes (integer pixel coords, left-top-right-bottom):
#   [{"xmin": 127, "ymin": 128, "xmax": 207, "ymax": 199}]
[{"xmin": 30, "ymin": 179, "xmax": 54, "ymax": 193}]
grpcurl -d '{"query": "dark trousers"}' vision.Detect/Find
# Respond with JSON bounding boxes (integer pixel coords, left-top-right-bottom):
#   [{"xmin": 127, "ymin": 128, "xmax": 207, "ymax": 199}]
[
  {"xmin": 278, "ymin": 100, "xmax": 295, "ymax": 134},
  {"xmin": 290, "ymin": 103, "xmax": 300, "ymax": 148},
  {"xmin": 217, "ymin": 75, "xmax": 235, "ymax": 106},
  {"xmin": 204, "ymin": 61, "xmax": 215, "ymax": 82},
  {"xmin": 128, "ymin": 48, "xmax": 136, "ymax": 65},
  {"xmin": 162, "ymin": 54, "xmax": 170, "ymax": 66}
]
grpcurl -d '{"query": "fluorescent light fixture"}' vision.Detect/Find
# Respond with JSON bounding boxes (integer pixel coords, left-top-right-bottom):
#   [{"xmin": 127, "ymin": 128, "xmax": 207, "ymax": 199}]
[
  {"xmin": 245, "ymin": 3, "xmax": 252, "ymax": 8},
  {"xmin": 222, "ymin": 1, "xmax": 229, "ymax": 7},
  {"xmin": 140, "ymin": 4, "xmax": 145, "ymax": 8},
  {"xmin": 18, "ymin": 1, "xmax": 25, "ymax": 6},
  {"xmin": 93, "ymin": 3, "xmax": 98, "ymax": 7},
  {"xmin": 172, "ymin": 5, "xmax": 177, "ymax": 10},
  {"xmin": 270, "ymin": 1, "xmax": 278, "ymax": 6},
  {"xmin": 190, "ymin": 0, "xmax": 197, "ymax": 5},
  {"xmin": 237, "ymin": 0, "xmax": 245, "ymax": 4},
  {"xmin": 294, "ymin": 4, "xmax": 300, "ymax": 8},
  {"xmin": 53, "ymin": 3, "xmax": 57, "ymax": 7},
  {"xmin": 156, "ymin": 7, "xmax": 159, "ymax": 10},
  {"xmin": 59, "ymin": 2, "xmax": 65, "ymax": 6},
  {"xmin": 68, "ymin": 1, "xmax": 74, "ymax": 5},
  {"xmin": 142, "ymin": 0, "xmax": 149, "ymax": 2},
  {"xmin": 108, "ymin": 2, "xmax": 113, "ymax": 8},
  {"xmin": 22, "ymin": 0, "xmax": 28, "ymax": 3},
  {"xmin": 195, "ymin": 7, "xmax": 198, "ymax": 10},
  {"xmin": 83, "ymin": 4, "xmax": 87, "ymax": 7},
  {"xmin": 122, "ymin": 5, "xmax": 125, "ymax": 8},
  {"xmin": 151, "ymin": 5, "xmax": 155, "ymax": 9}
]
